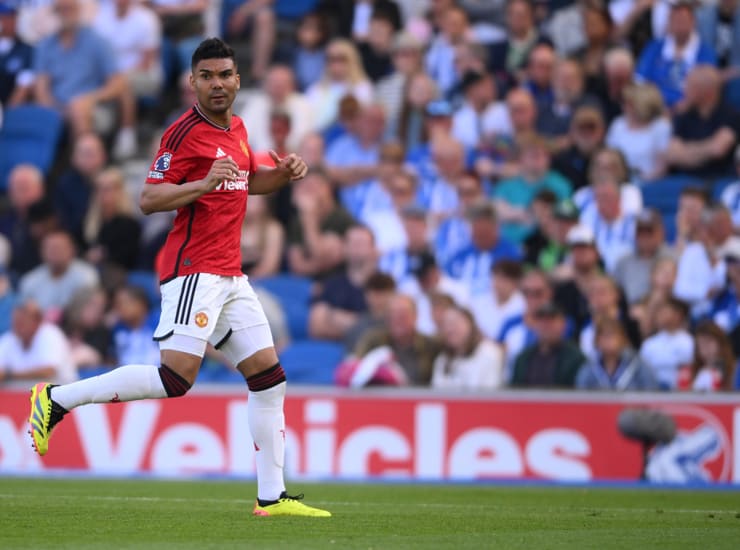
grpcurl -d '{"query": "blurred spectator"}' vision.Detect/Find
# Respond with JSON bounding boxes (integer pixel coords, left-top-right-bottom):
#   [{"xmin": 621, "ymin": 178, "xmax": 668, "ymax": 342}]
[
  {"xmin": 287, "ymin": 168, "xmax": 354, "ymax": 279},
  {"xmin": 0, "ymin": 243, "xmax": 16, "ymax": 334},
  {"xmin": 238, "ymin": 65, "xmax": 313, "ymax": 152},
  {"xmin": 0, "ymin": 3, "xmax": 34, "ymax": 105},
  {"xmin": 306, "ymin": 38, "xmax": 373, "ymax": 130},
  {"xmin": 575, "ymin": 317, "xmax": 659, "ymax": 391},
  {"xmin": 493, "ymin": 132, "xmax": 572, "ymax": 244},
  {"xmin": 639, "ymin": 296, "xmax": 694, "ymax": 389},
  {"xmin": 523, "ymin": 43, "xmax": 556, "ymax": 112},
  {"xmin": 471, "ymin": 258, "xmax": 526, "ymax": 342},
  {"xmin": 34, "ymin": 0, "xmax": 135, "ymax": 157},
  {"xmin": 325, "ymin": 103, "xmax": 384, "ymax": 218},
  {"xmin": 709, "ymin": 204, "xmax": 739, "ymax": 261},
  {"xmin": 405, "ymin": 99, "xmax": 455, "ymax": 186},
  {"xmin": 425, "ymin": 4, "xmax": 470, "ymax": 96},
  {"xmin": 357, "ymin": 141, "xmax": 405, "ymax": 223},
  {"xmin": 537, "ymin": 58, "xmax": 597, "ymax": 143},
  {"xmin": 611, "ymin": 0, "xmax": 671, "ymax": 56},
  {"xmin": 19, "ymin": 230, "xmax": 99, "ymax": 320},
  {"xmin": 595, "ymin": 47, "xmax": 635, "ymax": 124},
  {"xmin": 630, "ymin": 256, "xmax": 678, "ymax": 340},
  {"xmin": 308, "ymin": 225, "xmax": 378, "ymax": 340},
  {"xmin": 241, "ymin": 195, "xmax": 285, "ymax": 279},
  {"xmin": 0, "ymin": 299, "xmax": 77, "ymax": 384},
  {"xmin": 553, "ymin": 224, "xmax": 601, "ymax": 334},
  {"xmin": 376, "ymin": 32, "xmax": 425, "ymax": 141},
  {"xmin": 551, "ymin": 105, "xmax": 606, "ymax": 192},
  {"xmin": 111, "ymin": 284, "xmax": 160, "ymax": 366},
  {"xmin": 253, "ymin": 109, "xmax": 292, "ymax": 167},
  {"xmin": 61, "ymin": 286, "xmax": 112, "ymax": 369},
  {"xmin": 498, "ymin": 268, "xmax": 553, "ymax": 377},
  {"xmin": 511, "ymin": 302, "xmax": 584, "ymax": 388},
  {"xmin": 343, "ymin": 271, "xmax": 396, "ymax": 351},
  {"xmin": 221, "ymin": 0, "xmax": 276, "ymax": 82},
  {"xmin": 451, "ymin": 70, "xmax": 509, "ymax": 150},
  {"xmin": 316, "ymin": 0, "xmax": 401, "ymax": 41},
  {"xmin": 524, "ymin": 193, "xmax": 577, "ymax": 272},
  {"xmin": 83, "ymin": 167, "xmax": 141, "ymax": 272},
  {"xmin": 445, "ymin": 200, "xmax": 521, "ymax": 296},
  {"xmin": 93, "ymin": 0, "xmax": 163, "ymax": 133},
  {"xmin": 423, "ymin": 135, "xmax": 467, "ymax": 218},
  {"xmin": 431, "ymin": 304, "xmax": 505, "ymax": 389},
  {"xmin": 54, "ymin": 132, "xmax": 107, "ymax": 247},
  {"xmin": 352, "ymin": 293, "xmax": 441, "ymax": 385},
  {"xmin": 488, "ymin": 0, "xmax": 541, "ymax": 87},
  {"xmin": 399, "ymin": 250, "xmax": 469, "ymax": 336},
  {"xmin": 664, "ymin": 65, "xmax": 739, "ymax": 179},
  {"xmin": 710, "ymin": 239, "xmax": 740, "ymax": 335},
  {"xmin": 720, "ymin": 146, "xmax": 740, "ymax": 229},
  {"xmin": 680, "ymin": 320, "xmax": 736, "ymax": 391},
  {"xmin": 578, "ymin": 274, "xmax": 641, "ymax": 362},
  {"xmin": 291, "ymin": 11, "xmax": 329, "ymax": 92},
  {"xmin": 370, "ymin": 175, "xmax": 424, "ymax": 273},
  {"xmin": 606, "ymin": 83, "xmax": 672, "ymax": 182},
  {"xmin": 150, "ymin": 0, "xmax": 206, "ymax": 75},
  {"xmin": 434, "ymin": 170, "xmax": 483, "ymax": 266},
  {"xmin": 614, "ymin": 209, "xmax": 674, "ymax": 305},
  {"xmin": 579, "ymin": 175, "xmax": 637, "ymax": 274},
  {"xmin": 574, "ymin": 148, "xmax": 643, "ymax": 240},
  {"xmin": 575, "ymin": 2, "xmax": 616, "ymax": 92},
  {"xmin": 636, "ymin": 1, "xmax": 716, "ymax": 109},
  {"xmin": 674, "ymin": 185, "xmax": 708, "ymax": 252},
  {"xmin": 358, "ymin": 9, "xmax": 396, "ymax": 81},
  {"xmin": 0, "ymin": 164, "xmax": 45, "ymax": 275},
  {"xmin": 392, "ymin": 72, "xmax": 439, "ymax": 151},
  {"xmin": 696, "ymin": 0, "xmax": 740, "ymax": 72}
]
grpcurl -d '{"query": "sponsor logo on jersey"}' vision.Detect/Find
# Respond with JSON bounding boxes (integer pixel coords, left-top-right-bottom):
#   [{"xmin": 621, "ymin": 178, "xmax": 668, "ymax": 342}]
[
  {"xmin": 194, "ymin": 311, "xmax": 209, "ymax": 328},
  {"xmin": 216, "ymin": 147, "xmax": 226, "ymax": 158},
  {"xmin": 214, "ymin": 170, "xmax": 250, "ymax": 191},
  {"xmin": 148, "ymin": 170, "xmax": 164, "ymax": 180},
  {"xmin": 154, "ymin": 152, "xmax": 172, "ymax": 171}
]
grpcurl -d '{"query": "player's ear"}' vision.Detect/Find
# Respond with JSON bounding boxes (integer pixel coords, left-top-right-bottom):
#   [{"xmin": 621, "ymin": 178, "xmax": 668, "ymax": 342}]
[
  {"xmin": 235, "ymin": 72, "xmax": 241, "ymax": 90},
  {"xmin": 189, "ymin": 72, "xmax": 196, "ymax": 90}
]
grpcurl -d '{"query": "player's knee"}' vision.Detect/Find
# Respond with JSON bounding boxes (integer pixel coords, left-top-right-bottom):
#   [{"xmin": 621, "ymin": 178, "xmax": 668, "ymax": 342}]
[{"xmin": 158, "ymin": 364, "xmax": 192, "ymax": 397}]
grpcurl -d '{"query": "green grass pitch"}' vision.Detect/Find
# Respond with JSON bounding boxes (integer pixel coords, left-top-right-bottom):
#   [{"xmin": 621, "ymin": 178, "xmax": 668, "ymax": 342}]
[{"xmin": 0, "ymin": 478, "xmax": 738, "ymax": 549}]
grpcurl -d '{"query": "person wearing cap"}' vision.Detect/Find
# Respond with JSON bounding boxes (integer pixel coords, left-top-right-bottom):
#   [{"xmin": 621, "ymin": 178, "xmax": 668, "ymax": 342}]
[
  {"xmin": 719, "ymin": 144, "xmax": 740, "ymax": 231},
  {"xmin": 553, "ymin": 223, "xmax": 603, "ymax": 335},
  {"xmin": 636, "ymin": 0, "xmax": 717, "ymax": 109},
  {"xmin": 606, "ymin": 82, "xmax": 672, "ymax": 182},
  {"xmin": 552, "ymin": 106, "xmax": 607, "ymax": 191},
  {"xmin": 0, "ymin": 299, "xmax": 77, "ymax": 385},
  {"xmin": 493, "ymin": 132, "xmax": 572, "ymax": 244},
  {"xmin": 444, "ymin": 199, "xmax": 521, "ymax": 296},
  {"xmin": 664, "ymin": 64, "xmax": 739, "ymax": 179},
  {"xmin": 614, "ymin": 208, "xmax": 674, "ymax": 304},
  {"xmin": 0, "ymin": 1, "xmax": 34, "ymax": 106},
  {"xmin": 375, "ymin": 31, "xmax": 424, "ymax": 140},
  {"xmin": 510, "ymin": 301, "xmax": 584, "ymax": 388},
  {"xmin": 451, "ymin": 69, "xmax": 510, "ymax": 150}
]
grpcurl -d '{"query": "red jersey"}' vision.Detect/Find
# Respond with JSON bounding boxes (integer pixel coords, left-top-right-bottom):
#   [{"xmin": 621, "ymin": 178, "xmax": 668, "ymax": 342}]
[{"xmin": 146, "ymin": 104, "xmax": 257, "ymax": 283}]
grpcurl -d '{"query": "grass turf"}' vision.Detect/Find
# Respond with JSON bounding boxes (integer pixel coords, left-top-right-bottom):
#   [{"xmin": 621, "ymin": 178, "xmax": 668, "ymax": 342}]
[{"xmin": 0, "ymin": 478, "xmax": 738, "ymax": 549}]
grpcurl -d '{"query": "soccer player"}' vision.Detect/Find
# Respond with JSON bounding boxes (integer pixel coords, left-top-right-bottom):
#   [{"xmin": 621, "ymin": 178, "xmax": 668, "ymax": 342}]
[{"xmin": 27, "ymin": 37, "xmax": 330, "ymax": 518}]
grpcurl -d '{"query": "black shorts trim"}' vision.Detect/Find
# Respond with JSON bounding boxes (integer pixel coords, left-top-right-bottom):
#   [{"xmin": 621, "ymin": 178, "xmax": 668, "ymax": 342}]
[{"xmin": 213, "ymin": 328, "xmax": 233, "ymax": 350}]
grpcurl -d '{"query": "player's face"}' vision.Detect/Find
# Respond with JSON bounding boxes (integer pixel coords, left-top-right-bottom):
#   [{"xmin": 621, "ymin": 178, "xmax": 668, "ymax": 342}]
[{"xmin": 191, "ymin": 58, "xmax": 240, "ymax": 116}]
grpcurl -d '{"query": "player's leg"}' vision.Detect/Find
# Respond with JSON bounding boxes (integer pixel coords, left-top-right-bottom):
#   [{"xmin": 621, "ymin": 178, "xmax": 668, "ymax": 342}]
[{"xmin": 215, "ymin": 277, "xmax": 330, "ymax": 517}]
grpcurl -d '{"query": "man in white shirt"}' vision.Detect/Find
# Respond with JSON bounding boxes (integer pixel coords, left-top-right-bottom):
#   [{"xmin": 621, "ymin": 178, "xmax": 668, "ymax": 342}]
[
  {"xmin": 0, "ymin": 300, "xmax": 77, "ymax": 384},
  {"xmin": 471, "ymin": 258, "xmax": 526, "ymax": 341},
  {"xmin": 451, "ymin": 70, "xmax": 510, "ymax": 150},
  {"xmin": 639, "ymin": 297, "xmax": 694, "ymax": 389},
  {"xmin": 720, "ymin": 146, "xmax": 740, "ymax": 230}
]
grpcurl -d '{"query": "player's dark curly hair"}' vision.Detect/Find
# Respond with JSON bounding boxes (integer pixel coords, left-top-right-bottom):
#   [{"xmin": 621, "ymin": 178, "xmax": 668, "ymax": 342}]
[{"xmin": 191, "ymin": 38, "xmax": 236, "ymax": 71}]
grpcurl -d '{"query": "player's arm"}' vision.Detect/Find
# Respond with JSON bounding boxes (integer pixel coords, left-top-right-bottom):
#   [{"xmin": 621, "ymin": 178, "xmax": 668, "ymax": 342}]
[
  {"xmin": 140, "ymin": 156, "xmax": 240, "ymax": 214},
  {"xmin": 249, "ymin": 151, "xmax": 308, "ymax": 195}
]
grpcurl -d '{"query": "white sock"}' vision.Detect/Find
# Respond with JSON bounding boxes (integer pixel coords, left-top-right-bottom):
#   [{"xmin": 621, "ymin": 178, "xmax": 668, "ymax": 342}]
[
  {"xmin": 248, "ymin": 381, "xmax": 287, "ymax": 501},
  {"xmin": 51, "ymin": 364, "xmax": 168, "ymax": 411}
]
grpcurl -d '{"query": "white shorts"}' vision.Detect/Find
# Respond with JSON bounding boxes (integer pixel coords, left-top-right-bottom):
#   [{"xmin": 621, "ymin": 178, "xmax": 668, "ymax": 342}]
[{"xmin": 154, "ymin": 273, "xmax": 274, "ymax": 364}]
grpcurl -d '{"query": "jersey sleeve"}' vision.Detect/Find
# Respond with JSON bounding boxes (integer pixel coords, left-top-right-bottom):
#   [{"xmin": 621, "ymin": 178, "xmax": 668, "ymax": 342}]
[{"xmin": 145, "ymin": 136, "xmax": 196, "ymax": 185}]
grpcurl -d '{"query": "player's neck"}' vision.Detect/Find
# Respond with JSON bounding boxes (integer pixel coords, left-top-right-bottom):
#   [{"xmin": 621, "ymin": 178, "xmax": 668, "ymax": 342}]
[{"xmin": 195, "ymin": 102, "xmax": 231, "ymax": 130}]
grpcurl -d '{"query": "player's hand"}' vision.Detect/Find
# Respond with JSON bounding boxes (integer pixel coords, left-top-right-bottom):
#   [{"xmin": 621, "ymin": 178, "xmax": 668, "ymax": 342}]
[
  {"xmin": 203, "ymin": 156, "xmax": 240, "ymax": 191},
  {"xmin": 269, "ymin": 150, "xmax": 308, "ymax": 181}
]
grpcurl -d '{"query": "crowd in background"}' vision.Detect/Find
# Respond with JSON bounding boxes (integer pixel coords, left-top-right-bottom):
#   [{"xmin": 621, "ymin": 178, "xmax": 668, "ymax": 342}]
[{"xmin": 0, "ymin": 0, "xmax": 739, "ymax": 392}]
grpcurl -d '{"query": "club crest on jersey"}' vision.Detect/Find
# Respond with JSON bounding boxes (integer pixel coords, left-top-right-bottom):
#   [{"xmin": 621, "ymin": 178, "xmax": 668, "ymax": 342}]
[
  {"xmin": 240, "ymin": 140, "xmax": 249, "ymax": 157},
  {"xmin": 194, "ymin": 311, "xmax": 209, "ymax": 328},
  {"xmin": 154, "ymin": 152, "xmax": 172, "ymax": 171}
]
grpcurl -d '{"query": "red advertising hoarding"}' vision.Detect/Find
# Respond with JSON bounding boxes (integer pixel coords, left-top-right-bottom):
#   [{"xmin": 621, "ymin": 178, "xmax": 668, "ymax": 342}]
[{"xmin": 1, "ymin": 388, "xmax": 737, "ymax": 483}]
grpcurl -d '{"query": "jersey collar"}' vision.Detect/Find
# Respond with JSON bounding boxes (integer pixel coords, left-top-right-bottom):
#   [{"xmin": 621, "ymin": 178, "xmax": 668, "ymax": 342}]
[{"xmin": 193, "ymin": 104, "xmax": 231, "ymax": 131}]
